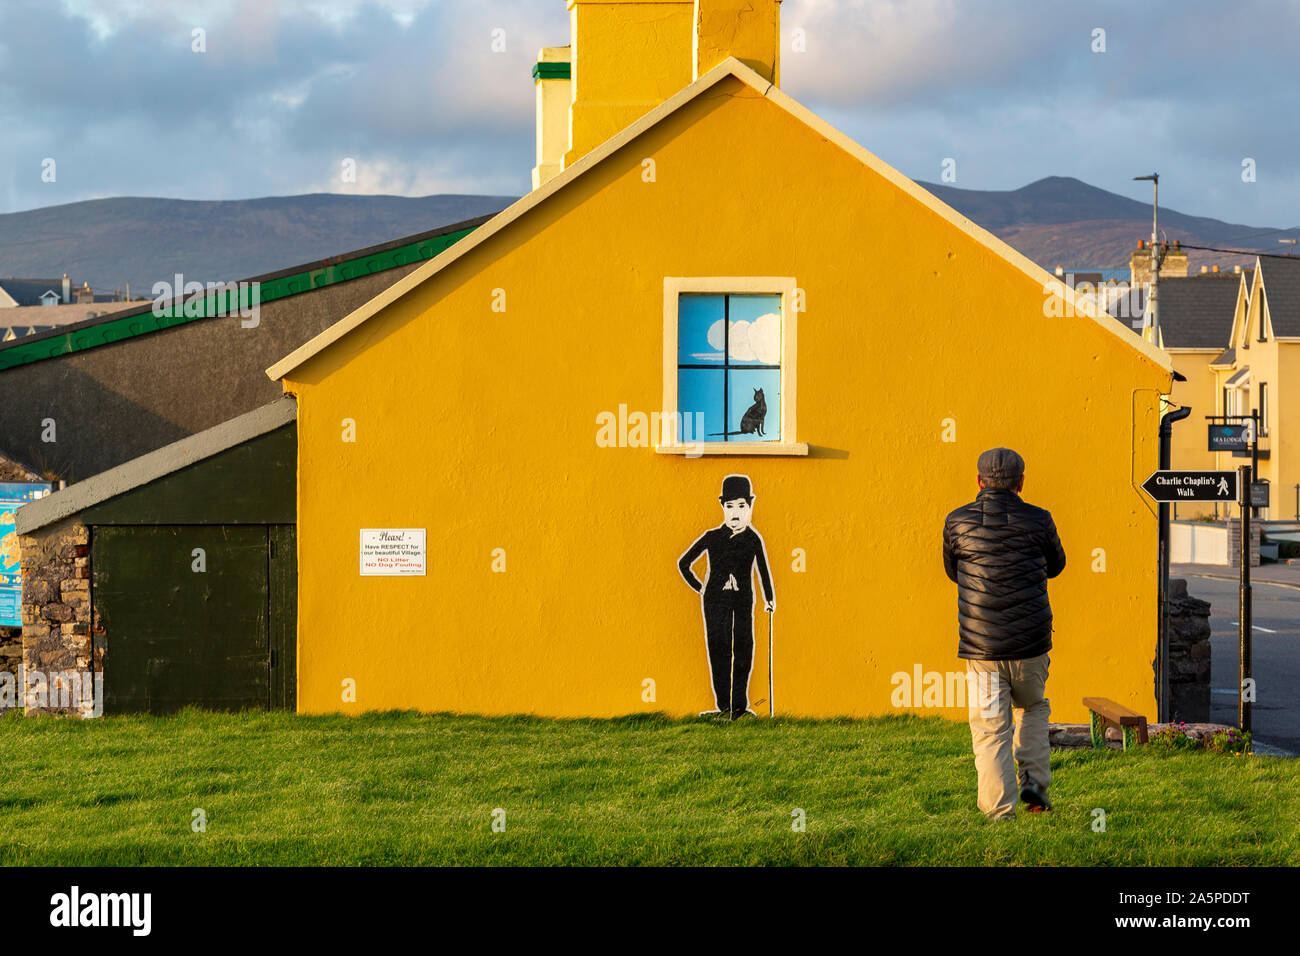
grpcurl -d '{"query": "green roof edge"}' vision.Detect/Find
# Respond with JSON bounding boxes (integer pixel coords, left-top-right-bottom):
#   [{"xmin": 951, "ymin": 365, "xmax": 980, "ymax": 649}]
[
  {"xmin": 0, "ymin": 224, "xmax": 480, "ymax": 372},
  {"xmin": 532, "ymin": 61, "xmax": 571, "ymax": 81}
]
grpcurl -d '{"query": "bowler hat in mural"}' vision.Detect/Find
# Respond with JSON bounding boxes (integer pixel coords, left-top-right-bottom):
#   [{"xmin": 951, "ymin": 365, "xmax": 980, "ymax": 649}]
[{"xmin": 718, "ymin": 474, "xmax": 754, "ymax": 502}]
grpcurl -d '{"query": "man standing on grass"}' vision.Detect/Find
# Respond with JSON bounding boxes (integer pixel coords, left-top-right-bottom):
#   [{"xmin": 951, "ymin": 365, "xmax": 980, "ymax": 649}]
[{"xmin": 943, "ymin": 448, "xmax": 1066, "ymax": 820}]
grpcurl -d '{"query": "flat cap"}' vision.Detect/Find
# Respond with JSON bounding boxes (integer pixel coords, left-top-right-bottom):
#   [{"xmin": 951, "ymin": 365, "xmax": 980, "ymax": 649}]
[{"xmin": 977, "ymin": 447, "xmax": 1025, "ymax": 481}]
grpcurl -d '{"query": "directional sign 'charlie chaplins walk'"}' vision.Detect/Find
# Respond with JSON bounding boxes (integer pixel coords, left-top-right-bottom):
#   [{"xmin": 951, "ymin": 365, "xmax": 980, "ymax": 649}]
[{"xmin": 1141, "ymin": 470, "xmax": 1237, "ymax": 503}]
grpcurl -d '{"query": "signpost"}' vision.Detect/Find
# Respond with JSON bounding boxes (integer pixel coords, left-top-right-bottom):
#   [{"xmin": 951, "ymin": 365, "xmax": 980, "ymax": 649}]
[
  {"xmin": 1237, "ymin": 466, "xmax": 1252, "ymax": 735},
  {"xmin": 1142, "ymin": 467, "xmax": 1252, "ymax": 735},
  {"xmin": 1140, "ymin": 470, "xmax": 1237, "ymax": 503}
]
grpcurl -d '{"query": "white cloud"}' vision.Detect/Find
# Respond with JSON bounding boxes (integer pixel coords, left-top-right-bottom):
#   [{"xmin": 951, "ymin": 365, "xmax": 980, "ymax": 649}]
[{"xmin": 705, "ymin": 314, "xmax": 781, "ymax": 365}]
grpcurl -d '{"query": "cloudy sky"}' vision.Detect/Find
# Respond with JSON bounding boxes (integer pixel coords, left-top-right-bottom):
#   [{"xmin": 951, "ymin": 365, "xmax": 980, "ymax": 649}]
[{"xmin": 2, "ymin": 0, "xmax": 1297, "ymax": 228}]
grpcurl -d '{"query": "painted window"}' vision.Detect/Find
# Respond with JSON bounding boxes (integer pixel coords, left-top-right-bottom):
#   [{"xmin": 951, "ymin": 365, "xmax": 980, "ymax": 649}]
[
  {"xmin": 1260, "ymin": 382, "xmax": 1269, "ymax": 436},
  {"xmin": 660, "ymin": 277, "xmax": 804, "ymax": 455},
  {"xmin": 676, "ymin": 293, "xmax": 782, "ymax": 443}
]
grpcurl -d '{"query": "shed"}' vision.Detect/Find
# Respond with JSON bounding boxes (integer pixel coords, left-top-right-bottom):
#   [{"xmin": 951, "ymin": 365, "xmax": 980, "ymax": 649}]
[{"xmin": 16, "ymin": 398, "xmax": 297, "ymax": 715}]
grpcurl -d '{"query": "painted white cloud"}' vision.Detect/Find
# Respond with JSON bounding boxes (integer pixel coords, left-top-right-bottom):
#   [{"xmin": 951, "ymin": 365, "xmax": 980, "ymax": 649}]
[{"xmin": 704, "ymin": 314, "xmax": 781, "ymax": 365}]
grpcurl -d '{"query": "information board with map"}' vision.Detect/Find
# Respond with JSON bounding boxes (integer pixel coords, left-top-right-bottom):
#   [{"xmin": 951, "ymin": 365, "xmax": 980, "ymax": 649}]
[{"xmin": 1, "ymin": 482, "xmax": 55, "ymax": 627}]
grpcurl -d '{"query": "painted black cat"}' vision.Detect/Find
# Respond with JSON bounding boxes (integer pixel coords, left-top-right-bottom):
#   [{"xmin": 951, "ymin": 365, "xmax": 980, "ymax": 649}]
[{"xmin": 710, "ymin": 387, "xmax": 766, "ymax": 437}]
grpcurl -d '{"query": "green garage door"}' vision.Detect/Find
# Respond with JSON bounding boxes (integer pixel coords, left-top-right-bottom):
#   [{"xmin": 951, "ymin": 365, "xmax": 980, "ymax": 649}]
[{"xmin": 92, "ymin": 525, "xmax": 295, "ymax": 714}]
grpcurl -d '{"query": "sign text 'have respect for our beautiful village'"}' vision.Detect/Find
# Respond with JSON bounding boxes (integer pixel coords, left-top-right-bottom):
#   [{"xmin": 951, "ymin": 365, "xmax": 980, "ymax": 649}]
[{"xmin": 359, "ymin": 529, "xmax": 427, "ymax": 576}]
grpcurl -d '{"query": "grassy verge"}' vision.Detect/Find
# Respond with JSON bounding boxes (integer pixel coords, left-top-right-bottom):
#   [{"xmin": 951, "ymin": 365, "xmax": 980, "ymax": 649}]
[{"xmin": 1, "ymin": 710, "xmax": 1296, "ymax": 865}]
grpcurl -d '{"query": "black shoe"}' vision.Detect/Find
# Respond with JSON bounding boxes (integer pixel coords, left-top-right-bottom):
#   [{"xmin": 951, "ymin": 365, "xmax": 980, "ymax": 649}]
[
  {"xmin": 730, "ymin": 708, "xmax": 756, "ymax": 721},
  {"xmin": 1020, "ymin": 780, "xmax": 1052, "ymax": 812}
]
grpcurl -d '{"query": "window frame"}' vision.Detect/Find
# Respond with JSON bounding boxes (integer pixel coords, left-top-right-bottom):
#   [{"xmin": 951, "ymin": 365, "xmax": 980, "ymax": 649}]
[{"xmin": 658, "ymin": 276, "xmax": 807, "ymax": 456}]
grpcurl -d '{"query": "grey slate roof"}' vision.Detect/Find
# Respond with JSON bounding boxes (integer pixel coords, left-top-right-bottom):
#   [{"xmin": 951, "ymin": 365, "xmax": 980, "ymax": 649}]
[
  {"xmin": 15, "ymin": 397, "xmax": 296, "ymax": 534},
  {"xmin": 1259, "ymin": 256, "xmax": 1300, "ymax": 337},
  {"xmin": 1211, "ymin": 347, "xmax": 1236, "ymax": 366},
  {"xmin": 0, "ymin": 279, "xmax": 64, "ymax": 307},
  {"xmin": 1111, "ymin": 275, "xmax": 1241, "ymax": 349}
]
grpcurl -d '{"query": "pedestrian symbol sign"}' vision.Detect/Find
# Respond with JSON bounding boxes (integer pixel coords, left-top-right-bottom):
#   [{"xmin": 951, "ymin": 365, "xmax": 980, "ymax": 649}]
[{"xmin": 1141, "ymin": 470, "xmax": 1237, "ymax": 503}]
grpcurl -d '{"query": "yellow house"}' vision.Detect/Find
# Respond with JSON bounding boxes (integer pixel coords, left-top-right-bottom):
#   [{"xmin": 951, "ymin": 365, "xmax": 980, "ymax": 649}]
[
  {"xmin": 1210, "ymin": 256, "xmax": 1300, "ymax": 519},
  {"xmin": 1141, "ymin": 268, "xmax": 1250, "ymax": 518},
  {"xmin": 268, "ymin": 0, "xmax": 1172, "ymax": 723}
]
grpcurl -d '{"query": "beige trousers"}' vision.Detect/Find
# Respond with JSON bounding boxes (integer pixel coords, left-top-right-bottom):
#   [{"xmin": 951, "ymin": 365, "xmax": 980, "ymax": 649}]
[{"xmin": 965, "ymin": 652, "xmax": 1051, "ymax": 820}]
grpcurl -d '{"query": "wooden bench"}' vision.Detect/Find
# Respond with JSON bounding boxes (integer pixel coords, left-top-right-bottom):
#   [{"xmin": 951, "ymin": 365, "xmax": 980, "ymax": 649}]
[{"xmin": 1083, "ymin": 697, "xmax": 1149, "ymax": 751}]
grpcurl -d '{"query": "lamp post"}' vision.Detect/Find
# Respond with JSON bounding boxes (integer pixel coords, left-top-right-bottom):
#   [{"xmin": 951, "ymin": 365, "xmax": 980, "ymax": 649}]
[{"xmin": 1134, "ymin": 173, "xmax": 1160, "ymax": 346}]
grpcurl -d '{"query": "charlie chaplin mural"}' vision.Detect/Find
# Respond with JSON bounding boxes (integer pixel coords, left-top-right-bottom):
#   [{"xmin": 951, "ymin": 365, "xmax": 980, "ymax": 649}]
[{"xmin": 677, "ymin": 474, "xmax": 776, "ymax": 719}]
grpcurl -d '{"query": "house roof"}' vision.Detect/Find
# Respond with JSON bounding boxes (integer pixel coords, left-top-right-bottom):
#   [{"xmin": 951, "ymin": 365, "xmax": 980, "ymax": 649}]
[
  {"xmin": 1146, "ymin": 275, "xmax": 1242, "ymax": 349},
  {"xmin": 266, "ymin": 57, "xmax": 1173, "ymax": 381},
  {"xmin": 0, "ymin": 213, "xmax": 497, "ymax": 372},
  {"xmin": 1259, "ymin": 256, "xmax": 1300, "ymax": 337},
  {"xmin": 1225, "ymin": 365, "xmax": 1251, "ymax": 388},
  {"xmin": 0, "ymin": 279, "xmax": 65, "ymax": 307},
  {"xmin": 1210, "ymin": 347, "xmax": 1236, "ymax": 367},
  {"xmin": 15, "ymin": 397, "xmax": 296, "ymax": 534}
]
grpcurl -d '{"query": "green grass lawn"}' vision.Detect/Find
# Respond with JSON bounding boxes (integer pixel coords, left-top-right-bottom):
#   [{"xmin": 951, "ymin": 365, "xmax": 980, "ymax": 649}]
[{"xmin": 1, "ymin": 710, "xmax": 1296, "ymax": 866}]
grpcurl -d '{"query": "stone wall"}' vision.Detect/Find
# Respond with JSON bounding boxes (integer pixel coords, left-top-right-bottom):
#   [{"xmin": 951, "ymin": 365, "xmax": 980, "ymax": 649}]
[
  {"xmin": 0, "ymin": 626, "xmax": 21, "ymax": 712},
  {"xmin": 20, "ymin": 515, "xmax": 96, "ymax": 716},
  {"xmin": 1168, "ymin": 577, "xmax": 1211, "ymax": 722}
]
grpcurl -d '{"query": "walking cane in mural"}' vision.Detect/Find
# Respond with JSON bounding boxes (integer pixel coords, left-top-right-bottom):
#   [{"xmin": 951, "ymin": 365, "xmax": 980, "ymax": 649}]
[{"xmin": 677, "ymin": 474, "xmax": 776, "ymax": 719}]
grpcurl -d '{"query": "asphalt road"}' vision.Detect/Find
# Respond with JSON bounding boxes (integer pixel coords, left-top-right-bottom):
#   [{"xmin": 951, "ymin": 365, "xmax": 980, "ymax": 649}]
[{"xmin": 1180, "ymin": 574, "xmax": 1300, "ymax": 755}]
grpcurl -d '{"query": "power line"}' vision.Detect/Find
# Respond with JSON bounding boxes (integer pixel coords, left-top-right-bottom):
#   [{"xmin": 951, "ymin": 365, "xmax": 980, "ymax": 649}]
[{"xmin": 1171, "ymin": 242, "xmax": 1300, "ymax": 261}]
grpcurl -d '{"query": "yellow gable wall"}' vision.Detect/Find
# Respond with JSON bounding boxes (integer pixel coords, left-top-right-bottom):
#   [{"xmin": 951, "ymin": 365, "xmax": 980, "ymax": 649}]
[{"xmin": 284, "ymin": 77, "xmax": 1169, "ymax": 722}]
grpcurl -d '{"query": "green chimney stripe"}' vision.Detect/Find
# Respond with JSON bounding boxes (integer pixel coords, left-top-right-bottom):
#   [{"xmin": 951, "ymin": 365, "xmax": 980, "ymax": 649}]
[
  {"xmin": 532, "ymin": 61, "xmax": 571, "ymax": 81},
  {"xmin": 0, "ymin": 225, "xmax": 479, "ymax": 372}
]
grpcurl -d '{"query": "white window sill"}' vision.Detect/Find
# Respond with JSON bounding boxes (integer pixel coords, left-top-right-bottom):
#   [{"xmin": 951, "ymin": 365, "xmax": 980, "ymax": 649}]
[{"xmin": 655, "ymin": 442, "xmax": 810, "ymax": 457}]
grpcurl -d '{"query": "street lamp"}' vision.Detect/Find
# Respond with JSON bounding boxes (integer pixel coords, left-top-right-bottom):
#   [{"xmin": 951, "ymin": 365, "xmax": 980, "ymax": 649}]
[{"xmin": 1134, "ymin": 173, "xmax": 1160, "ymax": 346}]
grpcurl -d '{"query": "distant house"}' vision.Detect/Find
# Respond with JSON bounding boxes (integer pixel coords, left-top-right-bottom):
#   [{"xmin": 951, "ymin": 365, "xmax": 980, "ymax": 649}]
[
  {"xmin": 0, "ymin": 276, "xmax": 139, "ymax": 342},
  {"xmin": 1114, "ymin": 242, "xmax": 1298, "ymax": 520},
  {"xmin": 0, "ymin": 279, "xmax": 67, "ymax": 308},
  {"xmin": 1209, "ymin": 256, "xmax": 1300, "ymax": 518}
]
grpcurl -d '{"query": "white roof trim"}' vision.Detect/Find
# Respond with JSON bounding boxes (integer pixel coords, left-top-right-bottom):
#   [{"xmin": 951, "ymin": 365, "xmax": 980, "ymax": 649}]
[
  {"xmin": 1225, "ymin": 366, "xmax": 1251, "ymax": 388},
  {"xmin": 265, "ymin": 57, "xmax": 1173, "ymax": 381}
]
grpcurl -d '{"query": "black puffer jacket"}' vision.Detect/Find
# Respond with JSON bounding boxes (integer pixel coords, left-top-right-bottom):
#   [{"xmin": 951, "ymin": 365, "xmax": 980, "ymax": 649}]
[{"xmin": 942, "ymin": 487, "xmax": 1066, "ymax": 660}]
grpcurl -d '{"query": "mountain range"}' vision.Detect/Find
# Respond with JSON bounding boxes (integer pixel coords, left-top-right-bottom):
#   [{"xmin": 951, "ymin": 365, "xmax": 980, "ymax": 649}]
[{"xmin": 0, "ymin": 177, "xmax": 1295, "ymax": 293}]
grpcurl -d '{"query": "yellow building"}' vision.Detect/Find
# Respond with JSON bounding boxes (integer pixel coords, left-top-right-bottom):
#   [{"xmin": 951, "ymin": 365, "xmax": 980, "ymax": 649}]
[
  {"xmin": 1138, "ymin": 267, "xmax": 1250, "ymax": 518},
  {"xmin": 268, "ymin": 0, "xmax": 1172, "ymax": 723},
  {"xmin": 1210, "ymin": 257, "xmax": 1300, "ymax": 519}
]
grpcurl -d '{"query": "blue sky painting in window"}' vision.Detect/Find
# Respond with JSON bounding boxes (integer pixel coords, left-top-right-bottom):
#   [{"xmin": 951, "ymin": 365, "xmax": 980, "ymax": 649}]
[{"xmin": 677, "ymin": 293, "xmax": 781, "ymax": 442}]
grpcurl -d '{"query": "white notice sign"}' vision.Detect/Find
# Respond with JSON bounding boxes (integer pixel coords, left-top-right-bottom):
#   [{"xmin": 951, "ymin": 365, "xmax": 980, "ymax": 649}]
[{"xmin": 359, "ymin": 529, "xmax": 426, "ymax": 576}]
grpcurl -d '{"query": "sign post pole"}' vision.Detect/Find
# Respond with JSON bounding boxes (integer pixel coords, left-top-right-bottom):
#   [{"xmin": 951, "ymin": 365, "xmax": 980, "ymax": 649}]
[
  {"xmin": 1250, "ymin": 410, "xmax": 1260, "ymax": 519},
  {"xmin": 1238, "ymin": 464, "xmax": 1252, "ymax": 735}
]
